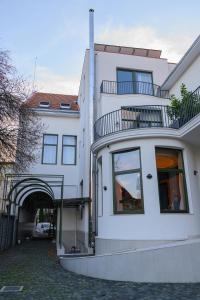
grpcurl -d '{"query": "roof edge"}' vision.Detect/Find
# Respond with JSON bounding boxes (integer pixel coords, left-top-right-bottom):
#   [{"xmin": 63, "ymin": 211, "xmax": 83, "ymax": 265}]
[
  {"xmin": 161, "ymin": 35, "xmax": 200, "ymax": 90},
  {"xmin": 94, "ymin": 43, "xmax": 162, "ymax": 59}
]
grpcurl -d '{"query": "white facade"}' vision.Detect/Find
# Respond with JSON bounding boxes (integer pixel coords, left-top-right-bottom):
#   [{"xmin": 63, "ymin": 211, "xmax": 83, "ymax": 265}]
[
  {"xmin": 60, "ymin": 35, "xmax": 200, "ymax": 282},
  {"xmin": 29, "ymin": 110, "xmax": 80, "ymax": 199},
  {"xmin": 4, "ymin": 28, "xmax": 200, "ymax": 281},
  {"xmin": 4, "ymin": 96, "xmax": 91, "ymax": 254}
]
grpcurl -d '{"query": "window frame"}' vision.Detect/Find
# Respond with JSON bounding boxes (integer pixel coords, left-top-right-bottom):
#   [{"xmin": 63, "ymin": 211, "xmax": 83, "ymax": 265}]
[
  {"xmin": 112, "ymin": 148, "xmax": 144, "ymax": 215},
  {"xmin": 61, "ymin": 135, "xmax": 77, "ymax": 165},
  {"xmin": 97, "ymin": 156, "xmax": 103, "ymax": 217},
  {"xmin": 117, "ymin": 68, "xmax": 153, "ymax": 84},
  {"xmin": 116, "ymin": 68, "xmax": 153, "ymax": 95},
  {"xmin": 155, "ymin": 147, "xmax": 189, "ymax": 214},
  {"xmin": 42, "ymin": 134, "xmax": 58, "ymax": 165}
]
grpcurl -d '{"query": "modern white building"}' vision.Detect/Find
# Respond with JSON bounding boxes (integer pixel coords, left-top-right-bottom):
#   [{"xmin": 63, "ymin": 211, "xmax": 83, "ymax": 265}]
[
  {"xmin": 2, "ymin": 10, "xmax": 200, "ymax": 282},
  {"xmin": 61, "ymin": 15, "xmax": 200, "ymax": 282}
]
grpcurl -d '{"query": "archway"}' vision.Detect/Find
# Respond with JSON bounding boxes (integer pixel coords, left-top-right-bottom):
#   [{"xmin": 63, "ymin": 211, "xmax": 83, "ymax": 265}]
[{"xmin": 17, "ymin": 191, "xmax": 56, "ymax": 243}]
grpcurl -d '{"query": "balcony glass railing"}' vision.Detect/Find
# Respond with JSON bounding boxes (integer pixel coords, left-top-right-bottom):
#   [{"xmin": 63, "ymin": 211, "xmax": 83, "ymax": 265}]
[{"xmin": 100, "ymin": 80, "xmax": 169, "ymax": 98}]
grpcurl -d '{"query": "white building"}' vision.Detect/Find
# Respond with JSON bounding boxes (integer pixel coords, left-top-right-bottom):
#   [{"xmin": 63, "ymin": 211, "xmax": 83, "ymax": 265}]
[
  {"xmin": 61, "ymin": 21, "xmax": 200, "ymax": 281},
  {"xmin": 2, "ymin": 10, "xmax": 200, "ymax": 282},
  {"xmin": 1, "ymin": 92, "xmax": 91, "ymax": 254}
]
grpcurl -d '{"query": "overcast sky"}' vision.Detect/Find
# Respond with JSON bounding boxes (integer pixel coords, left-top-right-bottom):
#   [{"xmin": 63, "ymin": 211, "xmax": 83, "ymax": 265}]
[{"xmin": 0, "ymin": 0, "xmax": 199, "ymax": 95}]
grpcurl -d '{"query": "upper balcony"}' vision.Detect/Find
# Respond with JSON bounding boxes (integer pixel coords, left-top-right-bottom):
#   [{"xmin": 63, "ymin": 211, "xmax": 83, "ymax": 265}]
[
  {"xmin": 100, "ymin": 80, "xmax": 169, "ymax": 99},
  {"xmin": 94, "ymin": 99, "xmax": 200, "ymax": 142}
]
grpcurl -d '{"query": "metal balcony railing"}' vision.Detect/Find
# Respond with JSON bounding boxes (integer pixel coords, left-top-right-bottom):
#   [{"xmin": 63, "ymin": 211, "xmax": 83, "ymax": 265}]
[
  {"xmin": 100, "ymin": 80, "xmax": 169, "ymax": 98},
  {"xmin": 94, "ymin": 99, "xmax": 200, "ymax": 141}
]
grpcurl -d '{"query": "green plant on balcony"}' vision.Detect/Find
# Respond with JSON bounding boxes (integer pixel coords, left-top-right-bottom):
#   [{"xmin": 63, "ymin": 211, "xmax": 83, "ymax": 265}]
[{"xmin": 167, "ymin": 84, "xmax": 200, "ymax": 127}]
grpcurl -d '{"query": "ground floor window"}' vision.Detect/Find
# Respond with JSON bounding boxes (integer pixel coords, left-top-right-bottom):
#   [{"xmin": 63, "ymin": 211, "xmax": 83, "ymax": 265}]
[
  {"xmin": 112, "ymin": 148, "xmax": 143, "ymax": 214},
  {"xmin": 155, "ymin": 147, "xmax": 188, "ymax": 213}
]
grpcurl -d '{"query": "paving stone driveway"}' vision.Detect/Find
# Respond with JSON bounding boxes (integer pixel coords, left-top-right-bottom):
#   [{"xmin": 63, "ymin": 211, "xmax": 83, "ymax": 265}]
[{"xmin": 0, "ymin": 240, "xmax": 200, "ymax": 300}]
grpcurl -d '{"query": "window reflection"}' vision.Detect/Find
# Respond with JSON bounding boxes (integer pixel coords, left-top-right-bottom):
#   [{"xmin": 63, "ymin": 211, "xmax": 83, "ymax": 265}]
[
  {"xmin": 114, "ymin": 149, "xmax": 140, "ymax": 172},
  {"xmin": 113, "ymin": 149, "xmax": 143, "ymax": 213},
  {"xmin": 156, "ymin": 148, "xmax": 188, "ymax": 213},
  {"xmin": 115, "ymin": 173, "xmax": 142, "ymax": 212}
]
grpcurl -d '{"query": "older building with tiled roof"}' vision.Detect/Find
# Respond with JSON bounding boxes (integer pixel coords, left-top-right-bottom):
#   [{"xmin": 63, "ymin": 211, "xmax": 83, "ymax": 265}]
[{"xmin": 26, "ymin": 92, "xmax": 79, "ymax": 111}]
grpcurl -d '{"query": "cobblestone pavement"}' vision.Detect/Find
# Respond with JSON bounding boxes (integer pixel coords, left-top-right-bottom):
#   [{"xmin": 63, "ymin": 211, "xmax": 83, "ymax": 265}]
[{"xmin": 0, "ymin": 240, "xmax": 200, "ymax": 300}]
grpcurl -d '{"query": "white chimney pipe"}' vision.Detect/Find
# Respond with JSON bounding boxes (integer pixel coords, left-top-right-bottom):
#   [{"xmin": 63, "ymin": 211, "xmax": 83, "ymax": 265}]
[
  {"xmin": 89, "ymin": 8, "xmax": 94, "ymax": 145},
  {"xmin": 88, "ymin": 9, "xmax": 96, "ymax": 241}
]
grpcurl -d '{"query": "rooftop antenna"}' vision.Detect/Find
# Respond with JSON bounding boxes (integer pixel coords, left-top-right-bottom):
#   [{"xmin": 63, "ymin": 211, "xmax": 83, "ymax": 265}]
[{"xmin": 32, "ymin": 56, "xmax": 37, "ymax": 92}]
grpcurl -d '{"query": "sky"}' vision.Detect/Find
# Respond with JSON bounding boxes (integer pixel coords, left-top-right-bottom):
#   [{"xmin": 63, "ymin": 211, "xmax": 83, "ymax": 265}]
[{"xmin": 0, "ymin": 0, "xmax": 200, "ymax": 95}]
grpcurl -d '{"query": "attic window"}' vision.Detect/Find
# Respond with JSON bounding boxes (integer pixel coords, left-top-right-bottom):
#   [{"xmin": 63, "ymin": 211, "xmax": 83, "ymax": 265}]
[
  {"xmin": 60, "ymin": 103, "xmax": 71, "ymax": 109},
  {"xmin": 39, "ymin": 101, "xmax": 50, "ymax": 108}
]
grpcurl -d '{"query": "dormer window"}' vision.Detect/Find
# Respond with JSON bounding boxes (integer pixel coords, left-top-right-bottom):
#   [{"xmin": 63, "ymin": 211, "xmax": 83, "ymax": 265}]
[
  {"xmin": 60, "ymin": 103, "xmax": 71, "ymax": 109},
  {"xmin": 39, "ymin": 101, "xmax": 50, "ymax": 108}
]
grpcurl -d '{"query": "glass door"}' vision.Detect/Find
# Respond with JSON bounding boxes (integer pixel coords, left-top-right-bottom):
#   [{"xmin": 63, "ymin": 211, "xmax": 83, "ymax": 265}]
[{"xmin": 117, "ymin": 70, "xmax": 133, "ymax": 94}]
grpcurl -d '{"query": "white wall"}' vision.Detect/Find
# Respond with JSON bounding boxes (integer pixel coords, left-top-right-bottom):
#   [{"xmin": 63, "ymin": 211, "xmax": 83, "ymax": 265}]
[
  {"xmin": 96, "ymin": 137, "xmax": 200, "ymax": 241},
  {"xmin": 28, "ymin": 111, "xmax": 80, "ymax": 199},
  {"xmin": 100, "ymin": 94, "xmax": 170, "ymax": 116},
  {"xmin": 95, "ymin": 51, "xmax": 174, "ymax": 119},
  {"xmin": 78, "ymin": 49, "xmax": 175, "ymax": 199},
  {"xmin": 95, "ymin": 51, "xmax": 174, "ymax": 89},
  {"xmin": 170, "ymin": 54, "xmax": 200, "ymax": 96},
  {"xmin": 78, "ymin": 51, "xmax": 91, "ymax": 198},
  {"xmin": 60, "ymin": 238, "xmax": 200, "ymax": 282}
]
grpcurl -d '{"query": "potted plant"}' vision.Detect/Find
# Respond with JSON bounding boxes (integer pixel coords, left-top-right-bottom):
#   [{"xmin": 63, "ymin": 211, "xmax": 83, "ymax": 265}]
[{"xmin": 167, "ymin": 84, "xmax": 200, "ymax": 128}]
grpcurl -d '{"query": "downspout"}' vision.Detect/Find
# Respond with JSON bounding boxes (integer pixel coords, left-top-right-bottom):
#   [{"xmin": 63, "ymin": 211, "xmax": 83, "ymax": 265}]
[
  {"xmin": 89, "ymin": 8, "xmax": 94, "ymax": 147},
  {"xmin": 88, "ymin": 9, "xmax": 96, "ymax": 250}
]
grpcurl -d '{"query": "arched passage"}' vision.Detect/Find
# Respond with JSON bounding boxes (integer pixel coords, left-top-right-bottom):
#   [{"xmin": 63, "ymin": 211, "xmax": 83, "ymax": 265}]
[
  {"xmin": 5, "ymin": 177, "xmax": 56, "ymax": 244},
  {"xmin": 17, "ymin": 190, "xmax": 56, "ymax": 242}
]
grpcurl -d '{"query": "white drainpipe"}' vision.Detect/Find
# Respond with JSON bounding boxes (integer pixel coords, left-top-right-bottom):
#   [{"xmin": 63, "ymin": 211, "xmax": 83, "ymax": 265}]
[
  {"xmin": 89, "ymin": 8, "xmax": 94, "ymax": 146},
  {"xmin": 88, "ymin": 9, "xmax": 96, "ymax": 242}
]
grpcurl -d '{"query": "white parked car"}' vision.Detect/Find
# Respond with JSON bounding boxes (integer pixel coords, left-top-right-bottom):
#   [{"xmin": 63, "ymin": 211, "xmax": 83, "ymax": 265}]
[{"xmin": 34, "ymin": 222, "xmax": 50, "ymax": 236}]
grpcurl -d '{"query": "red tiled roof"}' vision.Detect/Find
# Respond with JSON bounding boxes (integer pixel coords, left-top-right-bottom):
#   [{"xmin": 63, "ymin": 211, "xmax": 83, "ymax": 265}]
[{"xmin": 26, "ymin": 92, "xmax": 79, "ymax": 111}]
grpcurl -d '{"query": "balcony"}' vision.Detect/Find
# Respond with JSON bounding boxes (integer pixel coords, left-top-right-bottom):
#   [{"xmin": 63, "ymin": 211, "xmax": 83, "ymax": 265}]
[
  {"xmin": 94, "ymin": 102, "xmax": 200, "ymax": 142},
  {"xmin": 100, "ymin": 80, "xmax": 169, "ymax": 99}
]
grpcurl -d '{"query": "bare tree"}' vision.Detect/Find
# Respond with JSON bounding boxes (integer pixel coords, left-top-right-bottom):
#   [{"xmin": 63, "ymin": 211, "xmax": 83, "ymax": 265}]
[{"xmin": 0, "ymin": 50, "xmax": 43, "ymax": 174}]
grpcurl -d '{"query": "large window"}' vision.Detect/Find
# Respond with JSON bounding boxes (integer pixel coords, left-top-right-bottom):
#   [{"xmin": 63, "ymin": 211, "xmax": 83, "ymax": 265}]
[
  {"xmin": 42, "ymin": 134, "xmax": 58, "ymax": 164},
  {"xmin": 117, "ymin": 69, "xmax": 153, "ymax": 95},
  {"xmin": 156, "ymin": 148, "xmax": 188, "ymax": 213},
  {"xmin": 62, "ymin": 135, "xmax": 77, "ymax": 165},
  {"xmin": 112, "ymin": 149, "xmax": 143, "ymax": 214}
]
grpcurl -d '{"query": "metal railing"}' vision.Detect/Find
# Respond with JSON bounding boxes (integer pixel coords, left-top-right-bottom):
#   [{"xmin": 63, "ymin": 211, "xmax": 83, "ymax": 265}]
[
  {"xmin": 100, "ymin": 80, "xmax": 169, "ymax": 98},
  {"xmin": 94, "ymin": 98, "xmax": 200, "ymax": 141}
]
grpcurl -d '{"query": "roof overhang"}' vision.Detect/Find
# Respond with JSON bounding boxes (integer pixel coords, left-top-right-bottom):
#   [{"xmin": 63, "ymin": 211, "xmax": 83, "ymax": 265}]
[
  {"xmin": 54, "ymin": 197, "xmax": 91, "ymax": 208},
  {"xmin": 33, "ymin": 108, "xmax": 80, "ymax": 118},
  {"xmin": 162, "ymin": 35, "xmax": 200, "ymax": 90}
]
